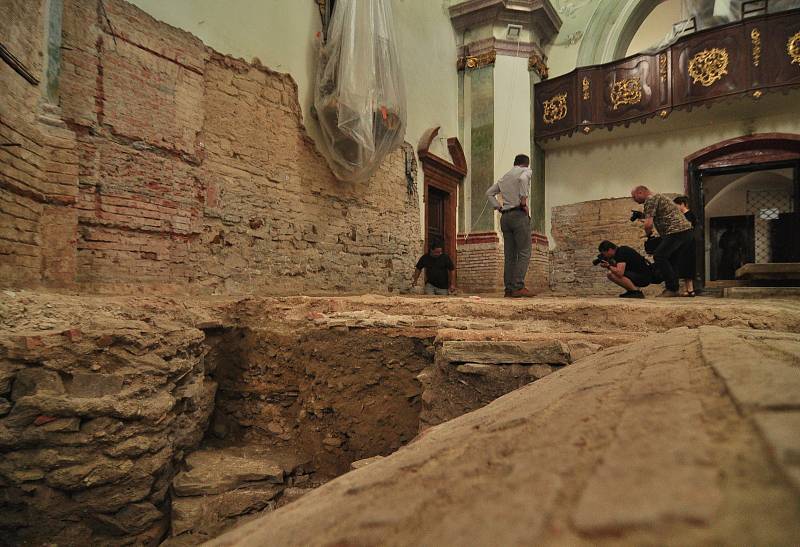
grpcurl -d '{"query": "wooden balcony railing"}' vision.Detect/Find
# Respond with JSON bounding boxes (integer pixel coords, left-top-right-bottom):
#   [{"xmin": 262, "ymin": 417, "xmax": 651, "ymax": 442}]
[{"xmin": 534, "ymin": 7, "xmax": 800, "ymax": 142}]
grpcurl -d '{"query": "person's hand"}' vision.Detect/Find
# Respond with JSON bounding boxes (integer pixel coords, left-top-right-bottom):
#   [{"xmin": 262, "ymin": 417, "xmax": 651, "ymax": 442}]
[{"xmin": 600, "ymin": 261, "xmax": 610, "ymax": 269}]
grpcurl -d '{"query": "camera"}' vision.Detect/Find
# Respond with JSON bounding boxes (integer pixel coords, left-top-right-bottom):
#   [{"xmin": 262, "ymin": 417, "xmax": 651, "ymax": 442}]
[
  {"xmin": 630, "ymin": 210, "xmax": 645, "ymax": 222},
  {"xmin": 592, "ymin": 255, "xmax": 615, "ymax": 266}
]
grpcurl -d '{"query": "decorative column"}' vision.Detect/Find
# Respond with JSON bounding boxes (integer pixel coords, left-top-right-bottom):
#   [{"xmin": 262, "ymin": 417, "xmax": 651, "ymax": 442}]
[{"xmin": 449, "ymin": 0, "xmax": 561, "ymax": 292}]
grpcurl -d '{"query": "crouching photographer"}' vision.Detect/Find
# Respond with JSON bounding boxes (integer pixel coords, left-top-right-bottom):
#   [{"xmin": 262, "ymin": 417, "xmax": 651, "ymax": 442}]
[{"xmin": 596, "ymin": 240, "xmax": 653, "ymax": 298}]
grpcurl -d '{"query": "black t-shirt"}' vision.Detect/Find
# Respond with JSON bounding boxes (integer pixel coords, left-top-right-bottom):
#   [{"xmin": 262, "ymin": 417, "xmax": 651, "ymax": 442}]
[
  {"xmin": 684, "ymin": 210, "xmax": 697, "ymax": 227},
  {"xmin": 614, "ymin": 246, "xmax": 650, "ymax": 275},
  {"xmin": 416, "ymin": 253, "xmax": 454, "ymax": 289}
]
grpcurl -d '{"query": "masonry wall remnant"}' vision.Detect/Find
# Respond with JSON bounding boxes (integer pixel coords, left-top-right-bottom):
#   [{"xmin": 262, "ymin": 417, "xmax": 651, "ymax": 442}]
[
  {"xmin": 1, "ymin": 0, "xmax": 419, "ymax": 294},
  {"xmin": 550, "ymin": 197, "xmax": 665, "ymax": 295}
]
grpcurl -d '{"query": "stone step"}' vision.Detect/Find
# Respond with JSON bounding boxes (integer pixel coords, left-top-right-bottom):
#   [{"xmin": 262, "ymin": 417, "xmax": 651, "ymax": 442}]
[
  {"xmin": 439, "ymin": 340, "xmax": 571, "ymax": 365},
  {"xmin": 172, "ymin": 447, "xmax": 285, "ymax": 497},
  {"xmin": 171, "ymin": 484, "xmax": 283, "ymax": 537}
]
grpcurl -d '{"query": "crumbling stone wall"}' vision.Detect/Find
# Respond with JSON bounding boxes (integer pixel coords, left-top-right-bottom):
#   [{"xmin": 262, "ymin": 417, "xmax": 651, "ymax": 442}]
[
  {"xmin": 0, "ymin": 307, "xmax": 216, "ymax": 544},
  {"xmin": 550, "ymin": 197, "xmax": 652, "ymax": 294},
  {"xmin": 1, "ymin": 0, "xmax": 419, "ymax": 294}
]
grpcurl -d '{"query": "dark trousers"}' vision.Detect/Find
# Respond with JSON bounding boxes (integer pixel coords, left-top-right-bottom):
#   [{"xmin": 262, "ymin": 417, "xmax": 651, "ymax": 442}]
[
  {"xmin": 653, "ymin": 229, "xmax": 693, "ymax": 292},
  {"xmin": 500, "ymin": 209, "xmax": 532, "ymax": 291}
]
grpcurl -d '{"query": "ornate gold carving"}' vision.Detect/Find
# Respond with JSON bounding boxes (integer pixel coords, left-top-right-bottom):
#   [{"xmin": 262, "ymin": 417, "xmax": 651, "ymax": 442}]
[
  {"xmin": 610, "ymin": 78, "xmax": 642, "ymax": 110},
  {"xmin": 582, "ymin": 126, "xmax": 592, "ymax": 134},
  {"xmin": 528, "ymin": 54, "xmax": 549, "ymax": 80},
  {"xmin": 789, "ymin": 31, "xmax": 800, "ymax": 65},
  {"xmin": 582, "ymin": 77, "xmax": 590, "ymax": 100},
  {"xmin": 542, "ymin": 93, "xmax": 568, "ymax": 125},
  {"xmin": 659, "ymin": 53, "xmax": 668, "ymax": 82},
  {"xmin": 659, "ymin": 109, "xmax": 669, "ymax": 118},
  {"xmin": 753, "ymin": 90, "xmax": 763, "ymax": 99},
  {"xmin": 688, "ymin": 48, "xmax": 729, "ymax": 87},
  {"xmin": 457, "ymin": 50, "xmax": 497, "ymax": 71},
  {"xmin": 750, "ymin": 28, "xmax": 761, "ymax": 67}
]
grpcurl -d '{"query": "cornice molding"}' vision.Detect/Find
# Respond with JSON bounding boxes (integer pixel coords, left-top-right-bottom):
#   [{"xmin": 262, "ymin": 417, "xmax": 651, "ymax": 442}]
[{"xmin": 449, "ymin": 0, "xmax": 562, "ymax": 42}]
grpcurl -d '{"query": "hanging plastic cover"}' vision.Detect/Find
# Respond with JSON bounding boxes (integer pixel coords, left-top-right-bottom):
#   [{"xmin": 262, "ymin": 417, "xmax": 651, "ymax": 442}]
[{"xmin": 313, "ymin": 0, "xmax": 407, "ymax": 182}]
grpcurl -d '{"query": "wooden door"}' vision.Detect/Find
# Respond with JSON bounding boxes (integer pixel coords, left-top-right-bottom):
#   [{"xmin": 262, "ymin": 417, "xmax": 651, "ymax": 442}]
[{"xmin": 427, "ymin": 187, "xmax": 447, "ymax": 249}]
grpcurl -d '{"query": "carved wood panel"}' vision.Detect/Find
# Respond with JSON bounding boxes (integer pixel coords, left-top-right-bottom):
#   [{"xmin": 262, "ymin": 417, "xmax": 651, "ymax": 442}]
[
  {"xmin": 534, "ymin": 76, "xmax": 577, "ymax": 139},
  {"xmin": 672, "ymin": 25, "xmax": 746, "ymax": 106},
  {"xmin": 749, "ymin": 10, "xmax": 800, "ymax": 89},
  {"xmin": 534, "ymin": 7, "xmax": 800, "ymax": 142}
]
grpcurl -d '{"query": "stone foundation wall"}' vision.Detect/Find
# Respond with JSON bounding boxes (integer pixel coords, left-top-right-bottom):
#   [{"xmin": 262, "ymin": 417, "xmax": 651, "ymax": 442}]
[
  {"xmin": 550, "ymin": 197, "xmax": 653, "ymax": 294},
  {"xmin": 1, "ymin": 0, "xmax": 419, "ymax": 294}
]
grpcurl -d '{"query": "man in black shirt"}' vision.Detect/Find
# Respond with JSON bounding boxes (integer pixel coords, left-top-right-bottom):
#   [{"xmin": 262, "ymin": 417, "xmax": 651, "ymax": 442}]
[
  {"xmin": 412, "ymin": 239, "xmax": 456, "ymax": 295},
  {"xmin": 598, "ymin": 240, "xmax": 652, "ymax": 298}
]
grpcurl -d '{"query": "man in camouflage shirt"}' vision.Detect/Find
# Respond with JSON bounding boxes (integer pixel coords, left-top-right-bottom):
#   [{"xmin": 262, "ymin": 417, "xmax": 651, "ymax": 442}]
[{"xmin": 631, "ymin": 185, "xmax": 693, "ymax": 297}]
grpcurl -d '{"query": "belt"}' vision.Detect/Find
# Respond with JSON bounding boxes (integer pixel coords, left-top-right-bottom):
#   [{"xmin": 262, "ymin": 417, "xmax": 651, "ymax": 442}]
[{"xmin": 501, "ymin": 206, "xmax": 523, "ymax": 214}]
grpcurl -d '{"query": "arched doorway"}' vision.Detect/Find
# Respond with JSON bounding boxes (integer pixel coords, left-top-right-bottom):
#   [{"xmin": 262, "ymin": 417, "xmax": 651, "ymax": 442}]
[{"xmin": 685, "ymin": 134, "xmax": 800, "ymax": 288}]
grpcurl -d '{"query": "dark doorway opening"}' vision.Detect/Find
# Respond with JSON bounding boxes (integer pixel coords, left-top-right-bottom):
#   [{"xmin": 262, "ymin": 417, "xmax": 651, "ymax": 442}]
[
  {"xmin": 427, "ymin": 187, "xmax": 447, "ymax": 247},
  {"xmin": 685, "ymin": 134, "xmax": 800, "ymax": 289}
]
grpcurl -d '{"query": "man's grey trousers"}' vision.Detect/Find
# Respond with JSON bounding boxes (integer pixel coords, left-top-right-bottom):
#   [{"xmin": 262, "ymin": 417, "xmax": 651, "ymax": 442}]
[{"xmin": 500, "ymin": 209, "xmax": 532, "ymax": 291}]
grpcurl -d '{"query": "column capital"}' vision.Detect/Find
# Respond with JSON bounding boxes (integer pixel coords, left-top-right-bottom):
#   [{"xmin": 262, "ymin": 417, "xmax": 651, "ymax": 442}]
[{"xmin": 449, "ymin": 0, "xmax": 562, "ymax": 42}]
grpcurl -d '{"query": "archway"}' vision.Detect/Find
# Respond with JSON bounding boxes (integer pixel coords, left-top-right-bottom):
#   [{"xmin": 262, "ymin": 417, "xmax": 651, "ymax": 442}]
[
  {"xmin": 685, "ymin": 134, "xmax": 800, "ymax": 288},
  {"xmin": 576, "ymin": 0, "xmax": 665, "ymax": 66}
]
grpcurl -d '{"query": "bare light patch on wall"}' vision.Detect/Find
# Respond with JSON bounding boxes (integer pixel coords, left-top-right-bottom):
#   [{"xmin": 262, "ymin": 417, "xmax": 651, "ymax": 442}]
[{"xmin": 626, "ymin": 0, "xmax": 684, "ymax": 56}]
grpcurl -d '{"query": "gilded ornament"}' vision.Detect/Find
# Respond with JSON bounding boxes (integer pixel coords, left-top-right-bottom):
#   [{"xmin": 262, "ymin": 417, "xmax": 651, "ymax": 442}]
[
  {"xmin": 582, "ymin": 126, "xmax": 592, "ymax": 134},
  {"xmin": 528, "ymin": 54, "xmax": 549, "ymax": 80},
  {"xmin": 542, "ymin": 92, "xmax": 568, "ymax": 125},
  {"xmin": 753, "ymin": 90, "xmax": 763, "ymax": 99},
  {"xmin": 457, "ymin": 50, "xmax": 497, "ymax": 71},
  {"xmin": 659, "ymin": 109, "xmax": 669, "ymax": 118},
  {"xmin": 610, "ymin": 78, "xmax": 642, "ymax": 110},
  {"xmin": 688, "ymin": 48, "xmax": 729, "ymax": 87},
  {"xmin": 582, "ymin": 77, "xmax": 590, "ymax": 100},
  {"xmin": 789, "ymin": 31, "xmax": 800, "ymax": 65},
  {"xmin": 659, "ymin": 53, "xmax": 668, "ymax": 82},
  {"xmin": 751, "ymin": 28, "xmax": 761, "ymax": 67}
]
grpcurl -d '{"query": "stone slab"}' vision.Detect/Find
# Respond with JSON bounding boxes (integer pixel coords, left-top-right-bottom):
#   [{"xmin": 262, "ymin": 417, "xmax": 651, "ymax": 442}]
[
  {"xmin": 439, "ymin": 340, "xmax": 571, "ymax": 364},
  {"xmin": 752, "ymin": 411, "xmax": 800, "ymax": 494},
  {"xmin": 172, "ymin": 448, "xmax": 284, "ymax": 497},
  {"xmin": 724, "ymin": 287, "xmax": 800, "ymax": 299},
  {"xmin": 736, "ymin": 263, "xmax": 800, "ymax": 281},
  {"xmin": 171, "ymin": 485, "xmax": 281, "ymax": 536},
  {"xmin": 698, "ymin": 326, "xmax": 800, "ymax": 410},
  {"xmin": 572, "ymin": 394, "xmax": 721, "ymax": 533}
]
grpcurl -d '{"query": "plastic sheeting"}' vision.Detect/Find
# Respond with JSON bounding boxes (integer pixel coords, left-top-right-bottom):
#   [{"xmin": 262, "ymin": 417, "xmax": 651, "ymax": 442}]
[
  {"xmin": 642, "ymin": 0, "xmax": 800, "ymax": 53},
  {"xmin": 313, "ymin": 0, "xmax": 407, "ymax": 182}
]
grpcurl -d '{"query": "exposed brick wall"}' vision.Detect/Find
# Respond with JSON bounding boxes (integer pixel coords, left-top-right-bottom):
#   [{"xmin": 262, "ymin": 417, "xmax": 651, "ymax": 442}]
[
  {"xmin": 1, "ymin": 0, "xmax": 419, "ymax": 294},
  {"xmin": 550, "ymin": 197, "xmax": 654, "ymax": 295},
  {"xmin": 456, "ymin": 233, "xmax": 504, "ymax": 292},
  {"xmin": 456, "ymin": 231, "xmax": 550, "ymax": 293},
  {"xmin": 0, "ymin": 0, "xmax": 80, "ymax": 287}
]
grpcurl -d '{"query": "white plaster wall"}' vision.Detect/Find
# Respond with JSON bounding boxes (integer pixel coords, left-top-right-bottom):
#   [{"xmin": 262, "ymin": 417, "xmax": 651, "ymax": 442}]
[
  {"xmin": 493, "ymin": 55, "xmax": 532, "ymax": 180},
  {"xmin": 544, "ymin": 111, "xmax": 800, "ymax": 242}
]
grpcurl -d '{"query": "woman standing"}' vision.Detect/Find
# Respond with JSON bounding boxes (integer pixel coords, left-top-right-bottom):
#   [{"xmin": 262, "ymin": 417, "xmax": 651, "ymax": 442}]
[{"xmin": 673, "ymin": 196, "xmax": 697, "ymax": 297}]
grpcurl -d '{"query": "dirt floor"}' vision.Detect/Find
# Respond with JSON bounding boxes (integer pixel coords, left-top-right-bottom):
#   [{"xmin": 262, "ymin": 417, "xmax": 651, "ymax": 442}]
[{"xmin": 1, "ymin": 290, "xmax": 799, "ymax": 545}]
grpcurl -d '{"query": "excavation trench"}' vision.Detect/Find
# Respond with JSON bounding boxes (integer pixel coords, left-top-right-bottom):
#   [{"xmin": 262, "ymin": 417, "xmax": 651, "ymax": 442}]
[
  {"xmin": 162, "ymin": 325, "xmax": 435, "ymax": 543},
  {"xmin": 202, "ymin": 326, "xmax": 432, "ymax": 477}
]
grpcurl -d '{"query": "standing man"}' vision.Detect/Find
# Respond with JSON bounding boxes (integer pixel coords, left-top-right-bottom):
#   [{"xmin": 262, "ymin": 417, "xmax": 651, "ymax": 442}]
[
  {"xmin": 412, "ymin": 238, "xmax": 456, "ymax": 295},
  {"xmin": 486, "ymin": 154, "xmax": 534, "ymax": 298},
  {"xmin": 631, "ymin": 185, "xmax": 693, "ymax": 297}
]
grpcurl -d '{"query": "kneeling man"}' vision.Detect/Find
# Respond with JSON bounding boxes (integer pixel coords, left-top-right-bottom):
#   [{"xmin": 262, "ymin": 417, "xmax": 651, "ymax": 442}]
[
  {"xmin": 412, "ymin": 239, "xmax": 456, "ymax": 295},
  {"xmin": 598, "ymin": 240, "xmax": 651, "ymax": 298}
]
